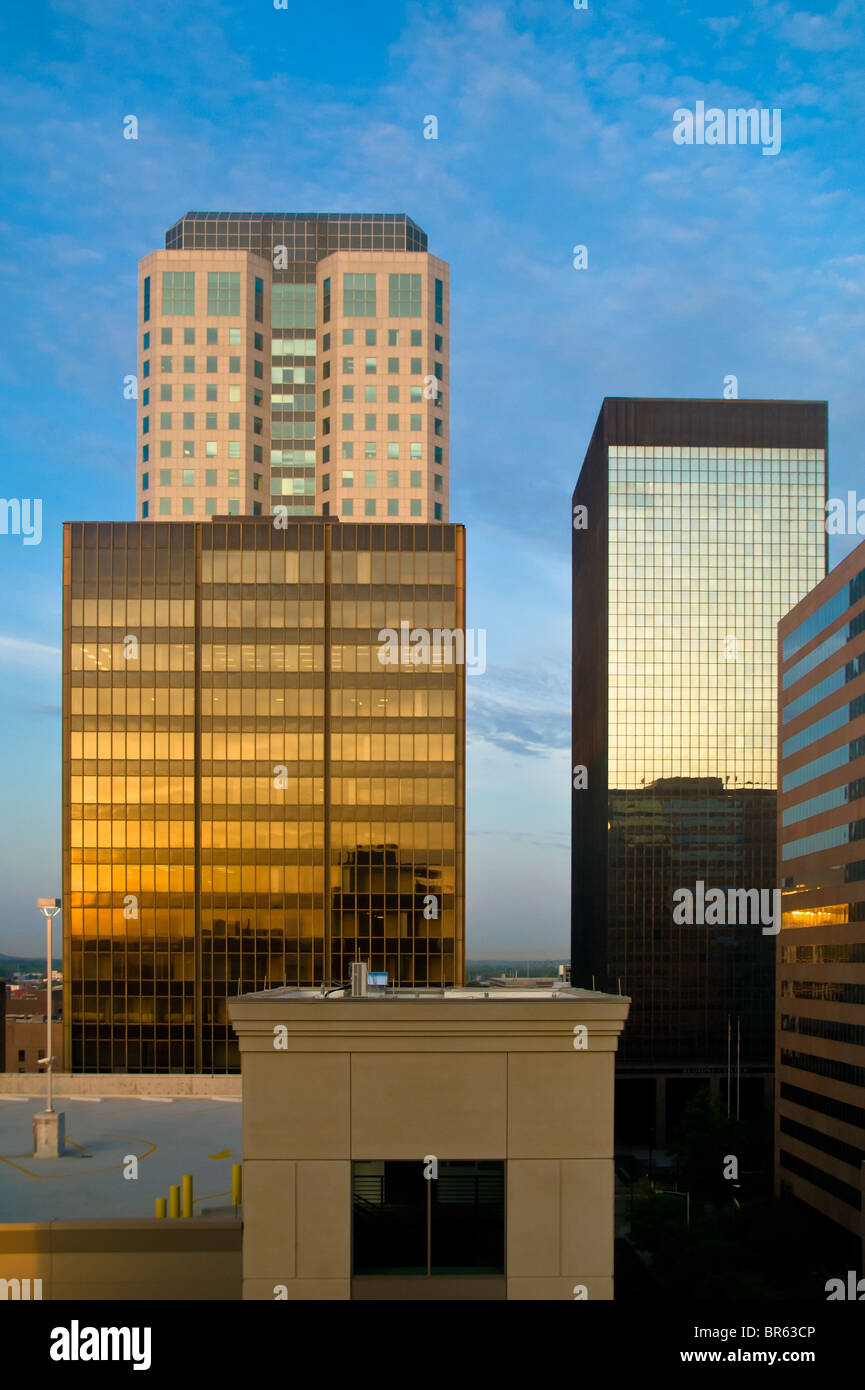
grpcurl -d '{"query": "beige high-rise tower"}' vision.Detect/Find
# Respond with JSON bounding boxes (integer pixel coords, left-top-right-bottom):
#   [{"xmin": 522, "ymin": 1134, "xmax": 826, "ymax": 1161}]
[{"xmin": 136, "ymin": 214, "xmax": 449, "ymax": 525}]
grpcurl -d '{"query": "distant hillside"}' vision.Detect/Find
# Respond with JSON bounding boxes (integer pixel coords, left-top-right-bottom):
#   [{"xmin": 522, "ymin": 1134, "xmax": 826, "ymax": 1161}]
[
  {"xmin": 466, "ymin": 959, "xmax": 568, "ymax": 980},
  {"xmin": 0, "ymin": 954, "xmax": 60, "ymax": 979}
]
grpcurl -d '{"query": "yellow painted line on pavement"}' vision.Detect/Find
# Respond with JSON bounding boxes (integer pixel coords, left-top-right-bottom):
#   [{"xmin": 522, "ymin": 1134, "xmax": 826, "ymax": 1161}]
[{"xmin": 0, "ymin": 1136, "xmax": 157, "ymax": 1180}]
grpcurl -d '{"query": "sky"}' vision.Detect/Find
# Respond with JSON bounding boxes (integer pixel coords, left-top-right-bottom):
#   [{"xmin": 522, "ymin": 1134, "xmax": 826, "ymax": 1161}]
[{"xmin": 0, "ymin": 0, "xmax": 864, "ymax": 956}]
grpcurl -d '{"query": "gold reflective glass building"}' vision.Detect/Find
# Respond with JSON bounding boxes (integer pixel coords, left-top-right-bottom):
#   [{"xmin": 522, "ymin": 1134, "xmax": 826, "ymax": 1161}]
[
  {"xmin": 572, "ymin": 399, "xmax": 827, "ymax": 1143},
  {"xmin": 63, "ymin": 517, "xmax": 465, "ymax": 1072}
]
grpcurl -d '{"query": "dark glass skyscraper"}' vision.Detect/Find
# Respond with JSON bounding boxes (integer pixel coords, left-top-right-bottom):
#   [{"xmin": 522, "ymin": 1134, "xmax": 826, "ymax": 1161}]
[
  {"xmin": 571, "ymin": 398, "xmax": 827, "ymax": 1142},
  {"xmin": 63, "ymin": 516, "xmax": 465, "ymax": 1073}
]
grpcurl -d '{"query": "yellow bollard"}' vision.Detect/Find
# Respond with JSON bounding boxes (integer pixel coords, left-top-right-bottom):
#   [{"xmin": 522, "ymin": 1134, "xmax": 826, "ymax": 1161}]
[
  {"xmin": 232, "ymin": 1163, "xmax": 242, "ymax": 1208},
  {"xmin": 182, "ymin": 1173, "xmax": 193, "ymax": 1218},
  {"xmin": 168, "ymin": 1184, "xmax": 180, "ymax": 1219},
  {"xmin": 155, "ymin": 1197, "xmax": 167, "ymax": 1219}
]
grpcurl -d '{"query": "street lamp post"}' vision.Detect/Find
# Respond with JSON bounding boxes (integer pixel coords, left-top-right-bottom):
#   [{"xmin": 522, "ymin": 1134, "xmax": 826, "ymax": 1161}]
[{"xmin": 34, "ymin": 898, "xmax": 63, "ymax": 1157}]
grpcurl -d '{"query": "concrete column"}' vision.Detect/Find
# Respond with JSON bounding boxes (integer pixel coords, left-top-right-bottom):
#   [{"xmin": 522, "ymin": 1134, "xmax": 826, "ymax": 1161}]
[{"xmin": 33, "ymin": 1110, "xmax": 65, "ymax": 1157}]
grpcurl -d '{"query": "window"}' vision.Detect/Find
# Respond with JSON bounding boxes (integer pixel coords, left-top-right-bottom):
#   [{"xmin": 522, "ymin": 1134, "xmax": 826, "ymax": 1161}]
[
  {"xmin": 387, "ymin": 499, "xmax": 399, "ymax": 516},
  {"xmin": 410, "ymin": 499, "xmax": 422, "ymax": 516},
  {"xmin": 228, "ymin": 442, "xmax": 240, "ymax": 458},
  {"xmin": 365, "ymin": 470, "xmax": 377, "ymax": 488},
  {"xmin": 160, "ymin": 469, "xmax": 172, "ymax": 486},
  {"xmin": 229, "ymin": 357, "xmax": 240, "ymax": 373},
  {"xmin": 343, "ymin": 357, "xmax": 354, "ymax": 374},
  {"xmin": 410, "ymin": 386, "xmax": 422, "ymax": 403},
  {"xmin": 142, "ymin": 416, "xmax": 150, "ymax": 434},
  {"xmin": 323, "ymin": 333, "xmax": 331, "ymax": 350},
  {"xmin": 322, "ymin": 390, "xmax": 331, "ymax": 407},
  {"xmin": 253, "ymin": 501, "xmax": 262, "ymax": 515},
  {"xmin": 411, "ymin": 444, "xmax": 422, "ymax": 460},
  {"xmin": 160, "ymin": 385, "xmax": 172, "ymax": 401},
  {"xmin": 160, "ymin": 411, "xmax": 173, "ymax": 429},
  {"xmin": 159, "ymin": 497, "xmax": 172, "ymax": 515},
  {"xmin": 254, "ymin": 276, "xmax": 263, "ymax": 322},
  {"xmin": 342, "ymin": 471, "xmax": 354, "ymax": 487},
  {"xmin": 228, "ymin": 498, "xmax": 240, "ymax": 515},
  {"xmin": 160, "ymin": 441, "xmax": 171, "ymax": 458},
  {"xmin": 389, "ymin": 273, "xmax": 422, "ymax": 317},
  {"xmin": 388, "ymin": 443, "xmax": 399, "ymax": 459},
  {"xmin": 342, "ymin": 414, "xmax": 354, "ymax": 431},
  {"xmin": 342, "ymin": 442, "xmax": 354, "ymax": 459},
  {"xmin": 205, "ymin": 469, "xmax": 217, "ymax": 487},
  {"xmin": 253, "ymin": 416, "xmax": 262, "ymax": 434},
  {"xmin": 185, "ymin": 385, "xmax": 196, "ymax": 401},
  {"xmin": 343, "ymin": 273, "xmax": 376, "ymax": 316},
  {"xmin": 183, "ymin": 413, "xmax": 194, "ymax": 429},
  {"xmin": 388, "ymin": 329, "xmax": 399, "ymax": 346},
  {"xmin": 183, "ymin": 441, "xmax": 194, "ymax": 457},
  {"xmin": 342, "ymin": 386, "xmax": 354, "ymax": 402},
  {"xmin": 434, "ymin": 334, "xmax": 443, "ymax": 352},
  {"xmin": 182, "ymin": 355, "xmax": 194, "ymax": 372},
  {"xmin": 321, "ymin": 501, "xmax": 330, "ymax": 516},
  {"xmin": 343, "ymin": 329, "xmax": 354, "ymax": 345},
  {"xmin": 143, "ymin": 276, "xmax": 150, "ymax": 322},
  {"xmin": 388, "ymin": 357, "xmax": 399, "ymax": 373},
  {"xmin": 228, "ymin": 412, "xmax": 240, "ymax": 429},
  {"xmin": 352, "ymin": 1162, "xmax": 504, "ymax": 1278},
  {"xmin": 410, "ymin": 330, "xmax": 422, "ymax": 347},
  {"xmin": 434, "ymin": 502, "xmax": 442, "ymax": 520},
  {"xmin": 253, "ymin": 473, "xmax": 262, "ymax": 491},
  {"xmin": 142, "ymin": 445, "xmax": 149, "ymax": 462},
  {"xmin": 388, "ymin": 386, "xmax": 399, "ymax": 403},
  {"xmin": 387, "ymin": 471, "xmax": 399, "ymax": 488},
  {"xmin": 364, "ymin": 386, "xmax": 377, "ymax": 402},
  {"xmin": 434, "ymin": 361, "xmax": 443, "ymax": 380},
  {"xmin": 161, "ymin": 327, "xmax": 173, "ymax": 345},
  {"xmin": 141, "ymin": 472, "xmax": 149, "ymax": 490},
  {"xmin": 205, "ymin": 412, "xmax": 217, "ymax": 429},
  {"xmin": 410, "ymin": 471, "xmax": 422, "ymax": 487},
  {"xmin": 434, "ymin": 474, "xmax": 442, "ymax": 492},
  {"xmin": 365, "ymin": 329, "xmax": 376, "ymax": 346},
  {"xmin": 142, "ymin": 360, "xmax": 150, "ymax": 378},
  {"xmin": 365, "ymin": 499, "xmax": 377, "ymax": 516},
  {"xmin": 184, "ymin": 328, "xmax": 195, "ymax": 345},
  {"xmin": 342, "ymin": 499, "xmax": 354, "ymax": 516},
  {"xmin": 142, "ymin": 388, "xmax": 150, "ymax": 406},
  {"xmin": 411, "ymin": 414, "xmax": 422, "ymax": 431},
  {"xmin": 365, "ymin": 358, "xmax": 376, "ymax": 374},
  {"xmin": 322, "ymin": 473, "xmax": 330, "ymax": 491},
  {"xmin": 387, "ymin": 414, "xmax": 399, "ymax": 431},
  {"xmin": 253, "ymin": 445, "xmax": 262, "ymax": 462},
  {"xmin": 410, "ymin": 358, "xmax": 422, "ymax": 374},
  {"xmin": 228, "ymin": 328, "xmax": 241, "ymax": 346},
  {"xmin": 435, "ymin": 278, "xmax": 443, "ymax": 324},
  {"xmin": 434, "ymin": 446, "xmax": 442, "ymax": 464},
  {"xmin": 162, "ymin": 271, "xmax": 195, "ymax": 315},
  {"xmin": 183, "ymin": 469, "xmax": 194, "ymax": 486},
  {"xmin": 143, "ymin": 331, "xmax": 150, "ymax": 350},
  {"xmin": 365, "ymin": 414, "xmax": 376, "ymax": 430},
  {"xmin": 205, "ymin": 498, "xmax": 217, "ymax": 515},
  {"xmin": 253, "ymin": 389, "xmax": 262, "ymax": 405},
  {"xmin": 434, "ymin": 418, "xmax": 442, "ymax": 435},
  {"xmin": 142, "ymin": 500, "xmax": 149, "ymax": 518},
  {"xmin": 253, "ymin": 360, "xmax": 263, "ymax": 378},
  {"xmin": 323, "ymin": 276, "xmax": 331, "ymax": 323},
  {"xmin": 206, "ymin": 442, "xmax": 217, "ymax": 457},
  {"xmin": 205, "ymin": 385, "xmax": 216, "ymax": 401},
  {"xmin": 322, "ymin": 445, "xmax": 330, "ymax": 463},
  {"xmin": 161, "ymin": 356, "xmax": 172, "ymax": 372},
  {"xmin": 364, "ymin": 442, "xmax": 377, "ymax": 459},
  {"xmin": 228, "ymin": 469, "xmax": 240, "ymax": 486},
  {"xmin": 208, "ymin": 271, "xmax": 240, "ymax": 315}
]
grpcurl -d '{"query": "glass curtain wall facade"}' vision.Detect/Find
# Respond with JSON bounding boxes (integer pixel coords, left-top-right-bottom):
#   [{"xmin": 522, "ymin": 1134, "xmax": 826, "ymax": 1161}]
[
  {"xmin": 63, "ymin": 517, "xmax": 465, "ymax": 1072},
  {"xmin": 162, "ymin": 214, "xmax": 430, "ymax": 520},
  {"xmin": 571, "ymin": 399, "xmax": 828, "ymax": 1142},
  {"xmin": 777, "ymin": 541, "xmax": 865, "ymax": 1246}
]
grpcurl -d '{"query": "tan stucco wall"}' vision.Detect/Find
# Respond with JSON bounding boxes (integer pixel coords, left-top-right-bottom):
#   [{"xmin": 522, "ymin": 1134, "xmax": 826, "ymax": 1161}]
[{"xmin": 230, "ymin": 990, "xmax": 629, "ymax": 1301}]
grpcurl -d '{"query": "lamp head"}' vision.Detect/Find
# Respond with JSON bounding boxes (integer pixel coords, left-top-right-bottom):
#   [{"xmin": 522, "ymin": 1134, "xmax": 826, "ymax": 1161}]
[{"xmin": 37, "ymin": 898, "xmax": 61, "ymax": 919}]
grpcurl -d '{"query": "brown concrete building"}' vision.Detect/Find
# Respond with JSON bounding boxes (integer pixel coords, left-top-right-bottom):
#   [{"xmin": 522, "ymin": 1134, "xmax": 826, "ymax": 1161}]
[
  {"xmin": 229, "ymin": 984, "xmax": 629, "ymax": 1300},
  {"xmin": 4, "ymin": 1018, "xmax": 62, "ymax": 1074},
  {"xmin": 777, "ymin": 539, "xmax": 865, "ymax": 1249},
  {"xmin": 138, "ymin": 214, "xmax": 449, "ymax": 525}
]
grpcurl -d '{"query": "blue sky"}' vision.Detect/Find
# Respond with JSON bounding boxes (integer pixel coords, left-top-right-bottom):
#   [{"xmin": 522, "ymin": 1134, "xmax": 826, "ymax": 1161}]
[{"xmin": 1, "ymin": 0, "xmax": 864, "ymax": 956}]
